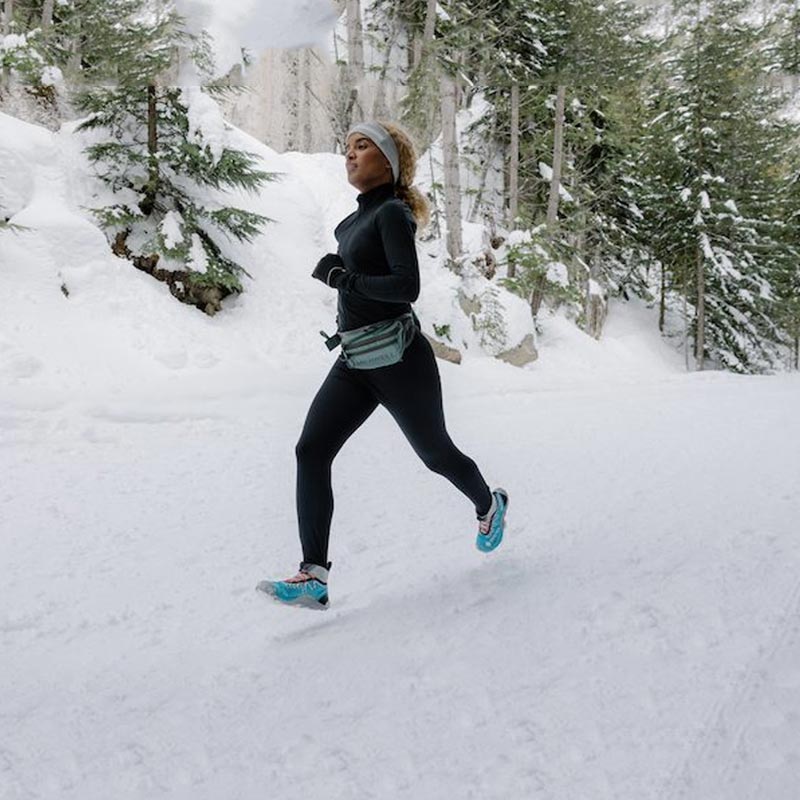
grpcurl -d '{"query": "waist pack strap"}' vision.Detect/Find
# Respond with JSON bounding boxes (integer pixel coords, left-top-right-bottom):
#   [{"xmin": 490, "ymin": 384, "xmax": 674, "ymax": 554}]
[
  {"xmin": 321, "ymin": 311, "xmax": 416, "ymax": 352},
  {"xmin": 319, "ymin": 330, "xmax": 341, "ymax": 351}
]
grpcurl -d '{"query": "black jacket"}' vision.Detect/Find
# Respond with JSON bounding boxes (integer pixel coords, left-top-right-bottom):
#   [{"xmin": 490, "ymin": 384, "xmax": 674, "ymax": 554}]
[{"xmin": 334, "ymin": 182, "xmax": 420, "ymax": 331}]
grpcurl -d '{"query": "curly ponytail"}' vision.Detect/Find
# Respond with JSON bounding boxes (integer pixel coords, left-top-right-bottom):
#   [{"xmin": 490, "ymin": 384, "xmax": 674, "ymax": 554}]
[{"xmin": 378, "ymin": 120, "xmax": 431, "ymax": 231}]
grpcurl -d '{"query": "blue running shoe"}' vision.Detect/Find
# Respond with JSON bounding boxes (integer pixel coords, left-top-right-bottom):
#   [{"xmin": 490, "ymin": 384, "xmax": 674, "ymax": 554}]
[
  {"xmin": 476, "ymin": 488, "xmax": 509, "ymax": 552},
  {"xmin": 256, "ymin": 561, "xmax": 330, "ymax": 610}
]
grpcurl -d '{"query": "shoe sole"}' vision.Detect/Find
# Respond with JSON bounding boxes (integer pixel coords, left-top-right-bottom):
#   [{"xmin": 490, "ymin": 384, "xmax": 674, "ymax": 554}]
[{"xmin": 256, "ymin": 580, "xmax": 330, "ymax": 610}]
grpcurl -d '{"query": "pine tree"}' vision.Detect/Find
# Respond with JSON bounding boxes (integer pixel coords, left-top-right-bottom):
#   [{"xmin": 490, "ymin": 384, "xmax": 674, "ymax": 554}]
[
  {"xmin": 71, "ymin": 0, "xmax": 274, "ymax": 314},
  {"xmin": 452, "ymin": 0, "xmax": 549, "ymax": 228},
  {"xmin": 772, "ymin": 158, "xmax": 800, "ymax": 369},
  {"xmin": 638, "ymin": 0, "xmax": 796, "ymax": 372},
  {"xmin": 472, "ymin": 284, "xmax": 508, "ymax": 354},
  {"xmin": 502, "ymin": 226, "xmax": 583, "ymax": 327},
  {"xmin": 0, "ymin": 1, "xmax": 61, "ymax": 103},
  {"xmin": 448, "ymin": 0, "xmax": 654, "ymax": 330}
]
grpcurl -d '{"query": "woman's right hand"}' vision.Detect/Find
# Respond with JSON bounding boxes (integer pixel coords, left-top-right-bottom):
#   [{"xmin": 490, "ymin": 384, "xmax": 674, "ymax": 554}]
[{"xmin": 311, "ymin": 253, "xmax": 347, "ymax": 288}]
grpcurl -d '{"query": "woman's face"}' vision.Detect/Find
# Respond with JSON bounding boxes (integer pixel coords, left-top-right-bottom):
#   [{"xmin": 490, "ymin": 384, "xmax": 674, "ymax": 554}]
[{"xmin": 345, "ymin": 133, "xmax": 393, "ymax": 193}]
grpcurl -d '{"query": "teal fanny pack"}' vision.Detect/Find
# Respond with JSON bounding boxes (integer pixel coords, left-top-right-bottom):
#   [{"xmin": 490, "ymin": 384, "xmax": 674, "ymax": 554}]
[{"xmin": 320, "ymin": 312, "xmax": 417, "ymax": 370}]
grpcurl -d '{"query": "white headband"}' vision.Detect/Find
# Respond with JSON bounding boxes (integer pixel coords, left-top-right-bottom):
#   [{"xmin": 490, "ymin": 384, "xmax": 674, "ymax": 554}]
[{"xmin": 346, "ymin": 121, "xmax": 400, "ymax": 184}]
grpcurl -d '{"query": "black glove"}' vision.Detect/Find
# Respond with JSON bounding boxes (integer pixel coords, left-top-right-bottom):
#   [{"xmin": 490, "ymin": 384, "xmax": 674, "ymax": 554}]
[{"xmin": 312, "ymin": 253, "xmax": 347, "ymax": 289}]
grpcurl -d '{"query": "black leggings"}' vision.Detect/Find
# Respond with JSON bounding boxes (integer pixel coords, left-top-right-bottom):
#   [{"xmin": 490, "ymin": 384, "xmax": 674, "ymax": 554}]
[{"xmin": 295, "ymin": 328, "xmax": 493, "ymax": 567}]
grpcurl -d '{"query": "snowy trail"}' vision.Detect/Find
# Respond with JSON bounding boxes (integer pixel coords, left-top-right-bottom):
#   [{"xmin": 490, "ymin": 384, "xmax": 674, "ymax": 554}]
[
  {"xmin": 666, "ymin": 576, "xmax": 800, "ymax": 799},
  {"xmin": 3, "ymin": 367, "xmax": 799, "ymax": 800}
]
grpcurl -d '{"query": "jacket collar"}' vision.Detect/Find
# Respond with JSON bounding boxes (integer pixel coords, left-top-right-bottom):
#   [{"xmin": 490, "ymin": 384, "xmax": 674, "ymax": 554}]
[{"xmin": 356, "ymin": 181, "xmax": 395, "ymax": 210}]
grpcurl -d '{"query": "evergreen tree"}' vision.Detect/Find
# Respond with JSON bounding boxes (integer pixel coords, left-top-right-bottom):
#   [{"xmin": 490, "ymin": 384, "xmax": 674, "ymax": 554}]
[
  {"xmin": 450, "ymin": 0, "xmax": 655, "ymax": 331},
  {"xmin": 448, "ymin": 0, "xmax": 549, "ymax": 227},
  {"xmin": 0, "ymin": 8, "xmax": 61, "ymax": 102},
  {"xmin": 638, "ymin": 0, "xmax": 796, "ymax": 372},
  {"xmin": 71, "ymin": 0, "xmax": 274, "ymax": 313},
  {"xmin": 374, "ymin": 0, "xmax": 657, "ymax": 334},
  {"xmin": 773, "ymin": 161, "xmax": 800, "ymax": 368}
]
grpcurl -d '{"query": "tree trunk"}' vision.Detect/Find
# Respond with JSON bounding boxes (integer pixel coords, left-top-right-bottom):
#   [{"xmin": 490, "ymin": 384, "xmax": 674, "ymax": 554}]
[
  {"xmin": 285, "ymin": 50, "xmax": 300, "ymax": 151},
  {"xmin": 2, "ymin": 0, "xmax": 13, "ymax": 34},
  {"xmin": 427, "ymin": 146, "xmax": 441, "ymax": 238},
  {"xmin": 413, "ymin": 0, "xmax": 437, "ymax": 71},
  {"xmin": 659, "ymin": 261, "xmax": 666, "ymax": 332},
  {"xmin": 528, "ymin": 83, "xmax": 567, "ymax": 317},
  {"xmin": 508, "ymin": 79, "xmax": 520, "ymax": 228},
  {"xmin": 1, "ymin": 0, "xmax": 12, "ymax": 92},
  {"xmin": 41, "ymin": 0, "xmax": 54, "ymax": 29},
  {"xmin": 695, "ymin": 243, "xmax": 705, "ymax": 370},
  {"xmin": 469, "ymin": 113, "xmax": 498, "ymax": 224},
  {"xmin": 300, "ymin": 49, "xmax": 313, "ymax": 151},
  {"xmin": 141, "ymin": 83, "xmax": 159, "ymax": 216},
  {"xmin": 371, "ymin": 20, "xmax": 399, "ymax": 119},
  {"xmin": 332, "ymin": 20, "xmax": 341, "ymax": 63},
  {"xmin": 584, "ymin": 240, "xmax": 606, "ymax": 339},
  {"xmin": 683, "ymin": 263, "xmax": 690, "ymax": 371},
  {"xmin": 791, "ymin": 11, "xmax": 800, "ymax": 94},
  {"xmin": 66, "ymin": 13, "xmax": 82, "ymax": 76},
  {"xmin": 406, "ymin": 29, "xmax": 417, "ymax": 74},
  {"xmin": 346, "ymin": 0, "xmax": 364, "ymax": 73},
  {"xmin": 546, "ymin": 83, "xmax": 566, "ymax": 229},
  {"xmin": 440, "ymin": 71, "xmax": 462, "ymax": 267},
  {"xmin": 332, "ymin": 1, "xmax": 364, "ymax": 141},
  {"xmin": 147, "ymin": 82, "xmax": 158, "ymax": 183}
]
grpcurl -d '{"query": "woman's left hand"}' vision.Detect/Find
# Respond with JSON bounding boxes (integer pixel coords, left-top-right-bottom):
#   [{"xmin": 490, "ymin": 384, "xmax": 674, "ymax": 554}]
[{"xmin": 312, "ymin": 253, "xmax": 347, "ymax": 289}]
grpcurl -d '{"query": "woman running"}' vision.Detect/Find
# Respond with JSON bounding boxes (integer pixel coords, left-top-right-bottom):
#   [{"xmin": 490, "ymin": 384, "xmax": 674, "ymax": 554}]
[{"xmin": 258, "ymin": 120, "xmax": 508, "ymax": 609}]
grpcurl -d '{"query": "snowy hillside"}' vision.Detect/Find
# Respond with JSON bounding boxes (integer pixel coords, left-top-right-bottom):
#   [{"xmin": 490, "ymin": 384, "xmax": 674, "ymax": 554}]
[
  {"xmin": 0, "ymin": 108, "xmax": 534, "ymax": 411},
  {"xmin": 2, "ymin": 111, "xmax": 800, "ymax": 800}
]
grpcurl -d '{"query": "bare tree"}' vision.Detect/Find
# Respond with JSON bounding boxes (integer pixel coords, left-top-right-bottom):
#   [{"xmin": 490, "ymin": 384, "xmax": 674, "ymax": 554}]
[
  {"xmin": 2, "ymin": 0, "xmax": 13, "ymax": 34},
  {"xmin": 371, "ymin": 16, "xmax": 401, "ymax": 119},
  {"xmin": 469, "ymin": 110, "xmax": 499, "ymax": 224},
  {"xmin": 41, "ymin": 0, "xmax": 54, "ymax": 29},
  {"xmin": 413, "ymin": 0, "xmax": 437, "ymax": 71},
  {"xmin": 1, "ymin": 0, "xmax": 12, "ymax": 93},
  {"xmin": 440, "ymin": 71, "xmax": 462, "ymax": 266},
  {"xmin": 329, "ymin": 0, "xmax": 365, "ymax": 137},
  {"xmin": 299, "ymin": 49, "xmax": 313, "ymax": 152},
  {"xmin": 284, "ymin": 50, "xmax": 300, "ymax": 151},
  {"xmin": 346, "ymin": 0, "xmax": 364, "ymax": 73}
]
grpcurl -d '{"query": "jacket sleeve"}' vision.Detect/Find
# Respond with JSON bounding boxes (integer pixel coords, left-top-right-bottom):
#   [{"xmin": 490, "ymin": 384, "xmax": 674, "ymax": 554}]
[{"xmin": 339, "ymin": 202, "xmax": 420, "ymax": 303}]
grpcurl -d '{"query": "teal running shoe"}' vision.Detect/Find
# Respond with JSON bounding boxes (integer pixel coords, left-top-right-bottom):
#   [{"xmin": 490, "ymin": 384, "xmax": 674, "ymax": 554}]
[
  {"xmin": 256, "ymin": 561, "xmax": 331, "ymax": 610},
  {"xmin": 476, "ymin": 488, "xmax": 509, "ymax": 553}
]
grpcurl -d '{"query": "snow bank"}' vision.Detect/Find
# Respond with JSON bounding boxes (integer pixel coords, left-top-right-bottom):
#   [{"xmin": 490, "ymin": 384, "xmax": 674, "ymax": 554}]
[{"xmin": 1, "ymin": 107, "xmax": 695, "ymax": 430}]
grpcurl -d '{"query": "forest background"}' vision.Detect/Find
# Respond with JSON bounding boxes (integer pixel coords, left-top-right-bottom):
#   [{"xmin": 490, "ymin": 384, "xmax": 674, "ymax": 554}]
[{"xmin": 2, "ymin": 0, "xmax": 800, "ymax": 374}]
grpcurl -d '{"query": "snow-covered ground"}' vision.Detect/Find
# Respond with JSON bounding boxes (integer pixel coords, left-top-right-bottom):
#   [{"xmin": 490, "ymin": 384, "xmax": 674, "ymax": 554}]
[{"xmin": 2, "ymin": 111, "xmax": 800, "ymax": 799}]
